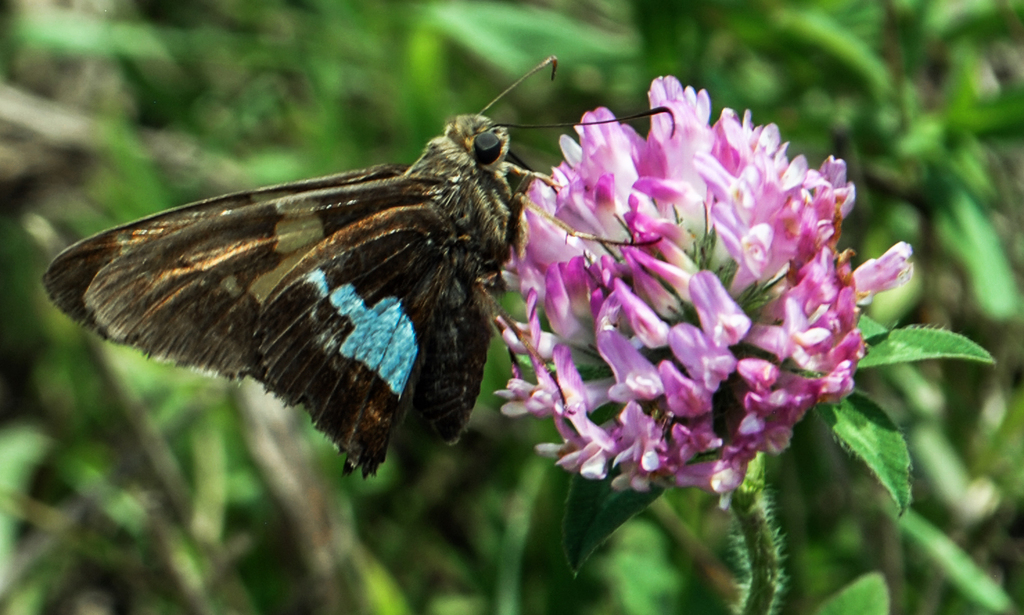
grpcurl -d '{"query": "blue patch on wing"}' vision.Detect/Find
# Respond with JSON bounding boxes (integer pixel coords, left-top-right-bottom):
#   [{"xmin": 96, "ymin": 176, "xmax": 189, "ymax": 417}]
[{"xmin": 304, "ymin": 269, "xmax": 417, "ymax": 394}]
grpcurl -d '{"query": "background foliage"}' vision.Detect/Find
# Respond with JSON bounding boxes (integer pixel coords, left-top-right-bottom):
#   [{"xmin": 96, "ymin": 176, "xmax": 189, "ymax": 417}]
[{"xmin": 1, "ymin": 0, "xmax": 1022, "ymax": 613}]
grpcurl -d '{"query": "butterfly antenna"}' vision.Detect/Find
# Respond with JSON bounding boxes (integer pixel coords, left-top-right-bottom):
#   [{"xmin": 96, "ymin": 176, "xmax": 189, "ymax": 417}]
[
  {"xmin": 497, "ymin": 106, "xmax": 676, "ymax": 136},
  {"xmin": 479, "ymin": 56, "xmax": 558, "ymax": 115}
]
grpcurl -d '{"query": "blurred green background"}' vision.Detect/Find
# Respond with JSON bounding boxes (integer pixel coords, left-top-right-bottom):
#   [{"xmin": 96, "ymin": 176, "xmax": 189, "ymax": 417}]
[{"xmin": 1, "ymin": 0, "xmax": 1022, "ymax": 613}]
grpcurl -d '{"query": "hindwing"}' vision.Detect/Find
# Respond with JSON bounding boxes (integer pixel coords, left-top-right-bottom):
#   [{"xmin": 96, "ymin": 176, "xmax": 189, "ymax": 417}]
[
  {"xmin": 254, "ymin": 204, "xmax": 463, "ymax": 474},
  {"xmin": 414, "ymin": 281, "xmax": 496, "ymax": 444}
]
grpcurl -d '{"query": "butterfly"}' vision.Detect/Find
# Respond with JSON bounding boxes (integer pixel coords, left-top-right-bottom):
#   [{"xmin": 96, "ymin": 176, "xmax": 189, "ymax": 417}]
[{"xmin": 43, "ymin": 58, "xmax": 559, "ymax": 476}]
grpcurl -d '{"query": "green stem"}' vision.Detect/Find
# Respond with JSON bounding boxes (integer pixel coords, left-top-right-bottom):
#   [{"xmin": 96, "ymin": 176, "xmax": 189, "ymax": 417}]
[{"xmin": 731, "ymin": 455, "xmax": 785, "ymax": 615}]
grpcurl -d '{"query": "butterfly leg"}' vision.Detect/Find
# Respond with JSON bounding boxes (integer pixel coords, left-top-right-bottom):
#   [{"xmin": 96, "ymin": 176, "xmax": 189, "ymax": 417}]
[
  {"xmin": 503, "ymin": 166, "xmax": 554, "ymax": 253},
  {"xmin": 506, "ymin": 166, "xmax": 655, "ymax": 248},
  {"xmin": 479, "ymin": 276, "xmax": 570, "ymax": 410},
  {"xmin": 524, "ymin": 199, "xmax": 659, "ymax": 247}
]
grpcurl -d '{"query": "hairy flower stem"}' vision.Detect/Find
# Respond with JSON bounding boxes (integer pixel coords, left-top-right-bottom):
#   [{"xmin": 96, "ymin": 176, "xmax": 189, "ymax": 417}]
[{"xmin": 731, "ymin": 456, "xmax": 784, "ymax": 615}]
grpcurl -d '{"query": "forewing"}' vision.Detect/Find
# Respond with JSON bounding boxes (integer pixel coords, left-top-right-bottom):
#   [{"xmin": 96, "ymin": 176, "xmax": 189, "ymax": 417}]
[
  {"xmin": 42, "ymin": 164, "xmax": 428, "ymax": 377},
  {"xmin": 255, "ymin": 205, "xmax": 456, "ymax": 475}
]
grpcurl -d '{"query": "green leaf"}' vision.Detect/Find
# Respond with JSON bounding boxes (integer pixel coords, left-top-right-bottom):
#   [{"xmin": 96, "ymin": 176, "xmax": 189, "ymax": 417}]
[
  {"xmin": 899, "ymin": 509, "xmax": 1012, "ymax": 612},
  {"xmin": 563, "ymin": 474, "xmax": 663, "ymax": 574},
  {"xmin": 817, "ymin": 394, "xmax": 911, "ymax": 513},
  {"xmin": 422, "ymin": 2, "xmax": 637, "ymax": 77},
  {"xmin": 857, "ymin": 314, "xmax": 889, "ymax": 343},
  {"xmin": 814, "ymin": 572, "xmax": 889, "ymax": 615},
  {"xmin": 858, "ymin": 326, "xmax": 993, "ymax": 368}
]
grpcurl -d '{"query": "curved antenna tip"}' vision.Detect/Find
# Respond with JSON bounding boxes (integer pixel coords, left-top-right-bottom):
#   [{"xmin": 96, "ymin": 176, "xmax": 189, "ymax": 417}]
[{"xmin": 480, "ymin": 56, "xmax": 558, "ymax": 115}]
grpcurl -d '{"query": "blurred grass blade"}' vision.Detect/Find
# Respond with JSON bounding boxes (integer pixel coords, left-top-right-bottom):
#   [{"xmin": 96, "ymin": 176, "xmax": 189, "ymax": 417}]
[
  {"xmin": 899, "ymin": 509, "xmax": 1012, "ymax": 612},
  {"xmin": 496, "ymin": 460, "xmax": 546, "ymax": 615},
  {"xmin": 190, "ymin": 417, "xmax": 227, "ymax": 544},
  {"xmin": 603, "ymin": 520, "xmax": 681, "ymax": 615},
  {"xmin": 947, "ymin": 86, "xmax": 1024, "ymax": 138},
  {"xmin": 15, "ymin": 10, "xmax": 173, "ymax": 60},
  {"xmin": 814, "ymin": 572, "xmax": 889, "ymax": 615},
  {"xmin": 931, "ymin": 171, "xmax": 1021, "ymax": 319},
  {"xmin": 773, "ymin": 8, "xmax": 890, "ymax": 100},
  {"xmin": 14, "ymin": 10, "xmax": 294, "ymax": 68},
  {"xmin": 355, "ymin": 545, "xmax": 413, "ymax": 615},
  {"xmin": 817, "ymin": 394, "xmax": 911, "ymax": 514},
  {"xmin": 858, "ymin": 326, "xmax": 993, "ymax": 368},
  {"xmin": 422, "ymin": 2, "xmax": 637, "ymax": 76},
  {"xmin": 95, "ymin": 117, "xmax": 174, "ymax": 224},
  {"xmin": 0, "ymin": 425, "xmax": 51, "ymax": 564},
  {"xmin": 910, "ymin": 425, "xmax": 971, "ymax": 515}
]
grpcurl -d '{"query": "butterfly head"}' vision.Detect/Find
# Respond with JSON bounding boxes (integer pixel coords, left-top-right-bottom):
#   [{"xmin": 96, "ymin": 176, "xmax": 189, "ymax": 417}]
[{"xmin": 445, "ymin": 114, "xmax": 511, "ymax": 172}]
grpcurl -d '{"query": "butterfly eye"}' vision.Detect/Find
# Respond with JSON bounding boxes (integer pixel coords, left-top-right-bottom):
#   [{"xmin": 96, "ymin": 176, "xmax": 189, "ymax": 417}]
[{"xmin": 473, "ymin": 131, "xmax": 503, "ymax": 165}]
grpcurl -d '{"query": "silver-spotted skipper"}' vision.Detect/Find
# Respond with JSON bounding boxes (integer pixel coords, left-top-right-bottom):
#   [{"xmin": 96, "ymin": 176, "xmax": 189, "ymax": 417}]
[{"xmin": 43, "ymin": 58, "xmax": 559, "ymax": 476}]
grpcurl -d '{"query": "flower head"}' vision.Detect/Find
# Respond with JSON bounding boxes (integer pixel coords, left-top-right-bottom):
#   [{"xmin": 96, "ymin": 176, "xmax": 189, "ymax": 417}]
[{"xmin": 499, "ymin": 77, "xmax": 913, "ymax": 494}]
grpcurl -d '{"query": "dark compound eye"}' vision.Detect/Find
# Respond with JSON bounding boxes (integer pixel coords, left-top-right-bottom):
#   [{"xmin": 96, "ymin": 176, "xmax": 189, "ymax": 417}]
[{"xmin": 473, "ymin": 131, "xmax": 503, "ymax": 165}]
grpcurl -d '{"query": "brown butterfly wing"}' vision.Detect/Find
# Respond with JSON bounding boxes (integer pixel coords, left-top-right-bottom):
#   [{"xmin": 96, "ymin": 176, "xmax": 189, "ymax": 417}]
[{"xmin": 42, "ymin": 164, "xmax": 420, "ymax": 377}]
